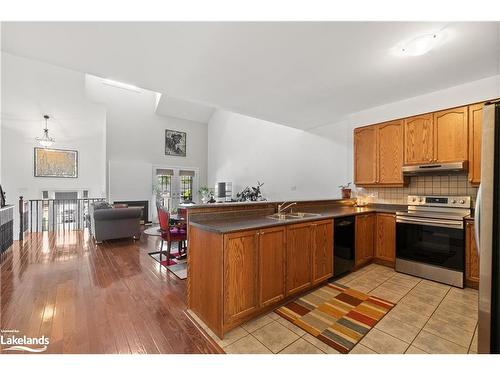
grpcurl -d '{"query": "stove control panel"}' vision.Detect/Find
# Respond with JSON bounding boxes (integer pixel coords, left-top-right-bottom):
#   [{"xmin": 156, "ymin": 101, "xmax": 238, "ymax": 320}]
[{"xmin": 407, "ymin": 195, "xmax": 471, "ymax": 208}]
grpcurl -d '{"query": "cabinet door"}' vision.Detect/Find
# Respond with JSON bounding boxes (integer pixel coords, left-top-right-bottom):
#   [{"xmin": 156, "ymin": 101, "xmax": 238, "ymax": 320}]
[
  {"xmin": 223, "ymin": 230, "xmax": 259, "ymax": 323},
  {"xmin": 312, "ymin": 220, "xmax": 334, "ymax": 285},
  {"xmin": 355, "ymin": 214, "xmax": 375, "ymax": 266},
  {"xmin": 354, "ymin": 126, "xmax": 377, "ymax": 185},
  {"xmin": 468, "ymin": 104, "xmax": 483, "ymax": 185},
  {"xmin": 378, "ymin": 120, "xmax": 404, "ymax": 184},
  {"xmin": 466, "ymin": 221, "xmax": 480, "ymax": 287},
  {"xmin": 434, "ymin": 106, "xmax": 468, "ymax": 163},
  {"xmin": 404, "ymin": 114, "xmax": 434, "ymax": 165},
  {"xmin": 259, "ymin": 227, "xmax": 286, "ymax": 307},
  {"xmin": 375, "ymin": 213, "xmax": 396, "ymax": 263},
  {"xmin": 286, "ymin": 223, "xmax": 312, "ymax": 295}
]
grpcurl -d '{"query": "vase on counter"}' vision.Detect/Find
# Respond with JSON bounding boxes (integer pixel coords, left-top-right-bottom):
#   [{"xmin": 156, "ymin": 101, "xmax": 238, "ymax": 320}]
[
  {"xmin": 341, "ymin": 188, "xmax": 352, "ymax": 199},
  {"xmin": 201, "ymin": 193, "xmax": 210, "ymax": 204},
  {"xmin": 339, "ymin": 182, "xmax": 352, "ymax": 199},
  {"xmin": 199, "ymin": 186, "xmax": 212, "ymax": 204}
]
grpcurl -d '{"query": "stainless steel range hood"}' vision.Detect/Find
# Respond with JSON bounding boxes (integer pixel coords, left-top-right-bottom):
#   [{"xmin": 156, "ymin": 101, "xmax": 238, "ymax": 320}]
[{"xmin": 402, "ymin": 161, "xmax": 467, "ymax": 175}]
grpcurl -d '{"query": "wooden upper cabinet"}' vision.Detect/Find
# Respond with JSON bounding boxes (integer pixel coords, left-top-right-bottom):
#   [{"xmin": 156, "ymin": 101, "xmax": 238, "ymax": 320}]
[
  {"xmin": 311, "ymin": 220, "xmax": 334, "ymax": 285},
  {"xmin": 354, "ymin": 121, "xmax": 404, "ymax": 186},
  {"xmin": 378, "ymin": 120, "xmax": 403, "ymax": 184},
  {"xmin": 223, "ymin": 230, "xmax": 259, "ymax": 323},
  {"xmin": 404, "ymin": 114, "xmax": 434, "ymax": 165},
  {"xmin": 375, "ymin": 213, "xmax": 396, "ymax": 264},
  {"xmin": 286, "ymin": 223, "xmax": 313, "ymax": 296},
  {"xmin": 258, "ymin": 227, "xmax": 286, "ymax": 307},
  {"xmin": 355, "ymin": 214, "xmax": 375, "ymax": 267},
  {"xmin": 433, "ymin": 106, "xmax": 468, "ymax": 163},
  {"xmin": 354, "ymin": 126, "xmax": 377, "ymax": 185},
  {"xmin": 468, "ymin": 103, "xmax": 483, "ymax": 185}
]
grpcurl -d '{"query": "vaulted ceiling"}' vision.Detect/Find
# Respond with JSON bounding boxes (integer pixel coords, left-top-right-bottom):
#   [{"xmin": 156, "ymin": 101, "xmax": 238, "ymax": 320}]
[{"xmin": 2, "ymin": 22, "xmax": 499, "ymax": 129}]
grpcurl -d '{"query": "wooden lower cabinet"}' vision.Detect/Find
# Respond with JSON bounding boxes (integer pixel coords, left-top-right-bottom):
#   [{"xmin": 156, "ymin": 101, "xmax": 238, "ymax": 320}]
[
  {"xmin": 374, "ymin": 213, "xmax": 396, "ymax": 264},
  {"xmin": 286, "ymin": 220, "xmax": 334, "ymax": 294},
  {"xmin": 191, "ymin": 219, "xmax": 335, "ymax": 338},
  {"xmin": 259, "ymin": 227, "xmax": 286, "ymax": 307},
  {"xmin": 355, "ymin": 214, "xmax": 375, "ymax": 267},
  {"xmin": 286, "ymin": 222, "xmax": 313, "ymax": 295},
  {"xmin": 223, "ymin": 230, "xmax": 260, "ymax": 324},
  {"xmin": 312, "ymin": 220, "xmax": 334, "ymax": 285},
  {"xmin": 465, "ymin": 221, "xmax": 480, "ymax": 289}
]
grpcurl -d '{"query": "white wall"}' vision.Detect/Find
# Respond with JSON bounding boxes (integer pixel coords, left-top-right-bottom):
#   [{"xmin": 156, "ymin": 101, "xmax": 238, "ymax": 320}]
[
  {"xmin": 208, "ymin": 110, "xmax": 352, "ymax": 201},
  {"xmin": 0, "ymin": 23, "xmax": 3, "ymax": 184},
  {"xmin": 1, "ymin": 52, "xmax": 107, "ymax": 237},
  {"xmin": 208, "ymin": 75, "xmax": 500, "ymax": 201},
  {"xmin": 85, "ymin": 75, "xmax": 208, "ymax": 220}
]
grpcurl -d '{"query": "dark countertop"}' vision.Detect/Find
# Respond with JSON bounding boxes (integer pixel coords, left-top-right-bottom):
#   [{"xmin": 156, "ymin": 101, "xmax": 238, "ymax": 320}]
[{"xmin": 189, "ymin": 204, "xmax": 406, "ymax": 234}]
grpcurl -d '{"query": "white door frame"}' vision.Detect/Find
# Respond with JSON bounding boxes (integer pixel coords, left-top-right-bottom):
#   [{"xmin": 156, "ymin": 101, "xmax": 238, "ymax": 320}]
[{"xmin": 151, "ymin": 164, "xmax": 200, "ymax": 215}]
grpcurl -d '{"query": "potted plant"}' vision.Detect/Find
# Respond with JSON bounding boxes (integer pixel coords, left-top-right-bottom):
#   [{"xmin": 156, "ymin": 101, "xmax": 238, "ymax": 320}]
[
  {"xmin": 182, "ymin": 189, "xmax": 192, "ymax": 203},
  {"xmin": 339, "ymin": 182, "xmax": 352, "ymax": 199},
  {"xmin": 236, "ymin": 181, "xmax": 266, "ymax": 202},
  {"xmin": 198, "ymin": 186, "xmax": 211, "ymax": 204}
]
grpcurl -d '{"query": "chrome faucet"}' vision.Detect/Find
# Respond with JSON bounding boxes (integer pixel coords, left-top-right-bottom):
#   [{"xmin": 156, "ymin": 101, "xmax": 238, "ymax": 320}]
[{"xmin": 277, "ymin": 201, "xmax": 297, "ymax": 215}]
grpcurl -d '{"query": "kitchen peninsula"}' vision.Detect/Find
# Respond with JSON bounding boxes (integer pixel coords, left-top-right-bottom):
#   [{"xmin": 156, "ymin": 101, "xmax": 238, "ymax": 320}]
[{"xmin": 186, "ymin": 199, "xmax": 403, "ymax": 338}]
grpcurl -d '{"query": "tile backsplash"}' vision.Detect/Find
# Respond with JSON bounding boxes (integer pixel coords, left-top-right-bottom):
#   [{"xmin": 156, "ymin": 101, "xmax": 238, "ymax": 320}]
[{"xmin": 360, "ymin": 174, "xmax": 478, "ymax": 205}]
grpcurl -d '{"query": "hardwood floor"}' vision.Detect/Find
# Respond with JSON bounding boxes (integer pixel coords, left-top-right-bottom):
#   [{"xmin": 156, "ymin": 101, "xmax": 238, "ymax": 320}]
[{"xmin": 0, "ymin": 230, "xmax": 223, "ymax": 354}]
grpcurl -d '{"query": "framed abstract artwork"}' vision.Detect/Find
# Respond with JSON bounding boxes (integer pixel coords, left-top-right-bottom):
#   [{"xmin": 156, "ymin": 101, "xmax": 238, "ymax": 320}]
[
  {"xmin": 165, "ymin": 129, "xmax": 187, "ymax": 157},
  {"xmin": 34, "ymin": 148, "xmax": 78, "ymax": 178}
]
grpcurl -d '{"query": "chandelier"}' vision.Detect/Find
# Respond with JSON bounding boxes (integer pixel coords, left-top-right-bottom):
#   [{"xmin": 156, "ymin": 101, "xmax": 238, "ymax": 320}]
[{"xmin": 36, "ymin": 115, "xmax": 55, "ymax": 148}]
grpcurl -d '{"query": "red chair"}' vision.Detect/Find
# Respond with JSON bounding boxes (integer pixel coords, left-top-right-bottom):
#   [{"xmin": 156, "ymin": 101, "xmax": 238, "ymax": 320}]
[
  {"xmin": 177, "ymin": 207, "xmax": 188, "ymax": 222},
  {"xmin": 157, "ymin": 206, "xmax": 187, "ymax": 264}
]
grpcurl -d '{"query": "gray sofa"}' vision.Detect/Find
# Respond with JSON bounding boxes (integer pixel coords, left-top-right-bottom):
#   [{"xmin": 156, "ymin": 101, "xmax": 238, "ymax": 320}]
[{"xmin": 89, "ymin": 202, "xmax": 142, "ymax": 242}]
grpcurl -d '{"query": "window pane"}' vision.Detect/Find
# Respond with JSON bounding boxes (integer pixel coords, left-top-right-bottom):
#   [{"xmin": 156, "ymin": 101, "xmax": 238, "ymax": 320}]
[
  {"xmin": 180, "ymin": 176, "xmax": 193, "ymax": 202},
  {"xmin": 157, "ymin": 175, "xmax": 171, "ymax": 196}
]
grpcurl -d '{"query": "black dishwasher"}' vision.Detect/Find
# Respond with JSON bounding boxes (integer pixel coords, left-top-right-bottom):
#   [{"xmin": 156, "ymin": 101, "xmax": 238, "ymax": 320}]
[{"xmin": 333, "ymin": 216, "xmax": 355, "ymax": 277}]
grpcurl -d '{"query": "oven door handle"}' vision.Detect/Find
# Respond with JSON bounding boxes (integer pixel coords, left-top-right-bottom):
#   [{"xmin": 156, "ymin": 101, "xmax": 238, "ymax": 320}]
[{"xmin": 396, "ymin": 216, "xmax": 464, "ymax": 229}]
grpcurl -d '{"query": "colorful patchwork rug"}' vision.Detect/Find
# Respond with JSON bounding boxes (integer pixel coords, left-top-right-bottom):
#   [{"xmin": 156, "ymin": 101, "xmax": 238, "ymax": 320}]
[{"xmin": 275, "ymin": 282, "xmax": 395, "ymax": 353}]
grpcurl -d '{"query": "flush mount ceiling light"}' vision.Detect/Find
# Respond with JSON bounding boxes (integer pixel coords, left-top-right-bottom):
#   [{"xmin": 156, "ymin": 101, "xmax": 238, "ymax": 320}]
[
  {"xmin": 394, "ymin": 31, "xmax": 444, "ymax": 57},
  {"xmin": 36, "ymin": 115, "xmax": 55, "ymax": 148}
]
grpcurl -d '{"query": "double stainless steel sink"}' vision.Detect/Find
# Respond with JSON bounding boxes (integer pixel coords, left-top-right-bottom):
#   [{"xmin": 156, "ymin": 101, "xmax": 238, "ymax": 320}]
[{"xmin": 267, "ymin": 212, "xmax": 321, "ymax": 221}]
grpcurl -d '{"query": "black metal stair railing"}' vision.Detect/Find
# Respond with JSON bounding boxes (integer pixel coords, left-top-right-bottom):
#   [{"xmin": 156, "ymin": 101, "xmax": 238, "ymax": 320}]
[{"xmin": 19, "ymin": 196, "xmax": 106, "ymax": 239}]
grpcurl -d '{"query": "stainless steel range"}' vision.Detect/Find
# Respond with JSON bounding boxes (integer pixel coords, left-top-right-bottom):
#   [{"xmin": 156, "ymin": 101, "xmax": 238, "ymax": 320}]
[{"xmin": 395, "ymin": 195, "xmax": 471, "ymax": 288}]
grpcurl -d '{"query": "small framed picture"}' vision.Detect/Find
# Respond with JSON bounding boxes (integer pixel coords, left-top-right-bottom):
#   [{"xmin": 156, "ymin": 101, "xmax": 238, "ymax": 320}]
[{"xmin": 165, "ymin": 129, "xmax": 187, "ymax": 157}]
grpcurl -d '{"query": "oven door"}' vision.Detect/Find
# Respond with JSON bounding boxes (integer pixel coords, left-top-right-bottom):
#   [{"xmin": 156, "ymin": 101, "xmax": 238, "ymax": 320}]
[{"xmin": 396, "ymin": 217, "xmax": 465, "ymax": 271}]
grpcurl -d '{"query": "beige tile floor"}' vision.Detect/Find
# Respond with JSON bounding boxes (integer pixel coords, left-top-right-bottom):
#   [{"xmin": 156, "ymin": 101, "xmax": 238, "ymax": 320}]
[{"xmin": 191, "ymin": 264, "xmax": 479, "ymax": 354}]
